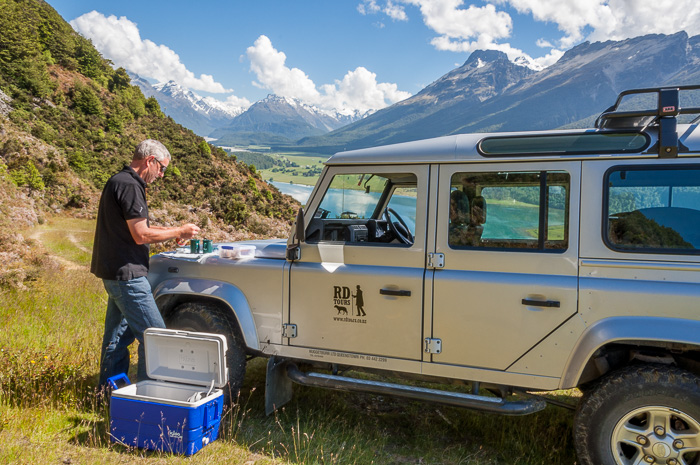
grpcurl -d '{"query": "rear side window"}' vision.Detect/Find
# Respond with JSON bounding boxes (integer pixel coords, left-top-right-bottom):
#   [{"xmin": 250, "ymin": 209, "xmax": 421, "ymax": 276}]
[
  {"xmin": 449, "ymin": 170, "xmax": 570, "ymax": 251},
  {"xmin": 605, "ymin": 165, "xmax": 700, "ymax": 254}
]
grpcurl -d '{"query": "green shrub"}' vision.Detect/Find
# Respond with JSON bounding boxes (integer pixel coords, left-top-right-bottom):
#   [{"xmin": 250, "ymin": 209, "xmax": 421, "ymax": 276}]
[
  {"xmin": 67, "ymin": 151, "xmax": 88, "ymax": 173},
  {"xmin": 71, "ymin": 84, "xmax": 103, "ymax": 116},
  {"xmin": 108, "ymin": 67, "xmax": 130, "ymax": 92},
  {"xmin": 144, "ymin": 96, "xmax": 164, "ymax": 117},
  {"xmin": 197, "ymin": 140, "xmax": 212, "ymax": 157},
  {"xmin": 9, "ymin": 160, "xmax": 44, "ymax": 190}
]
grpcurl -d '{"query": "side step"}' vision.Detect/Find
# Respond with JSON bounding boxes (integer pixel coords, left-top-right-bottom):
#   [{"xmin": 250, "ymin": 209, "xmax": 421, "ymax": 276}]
[{"xmin": 282, "ymin": 363, "xmax": 545, "ymax": 416}]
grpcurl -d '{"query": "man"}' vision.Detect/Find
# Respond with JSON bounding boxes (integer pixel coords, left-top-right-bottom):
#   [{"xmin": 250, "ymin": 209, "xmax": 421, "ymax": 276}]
[
  {"xmin": 353, "ymin": 285, "xmax": 365, "ymax": 317},
  {"xmin": 91, "ymin": 139, "xmax": 200, "ymax": 388}
]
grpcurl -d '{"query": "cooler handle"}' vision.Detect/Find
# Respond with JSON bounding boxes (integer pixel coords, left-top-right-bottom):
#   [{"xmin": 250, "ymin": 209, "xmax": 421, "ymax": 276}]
[
  {"xmin": 203, "ymin": 400, "xmax": 220, "ymax": 429},
  {"xmin": 107, "ymin": 373, "xmax": 131, "ymax": 390}
]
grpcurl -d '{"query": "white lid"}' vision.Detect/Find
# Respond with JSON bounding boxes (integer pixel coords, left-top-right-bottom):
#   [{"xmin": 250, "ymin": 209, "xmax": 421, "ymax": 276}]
[{"xmin": 143, "ymin": 328, "xmax": 229, "ymax": 388}]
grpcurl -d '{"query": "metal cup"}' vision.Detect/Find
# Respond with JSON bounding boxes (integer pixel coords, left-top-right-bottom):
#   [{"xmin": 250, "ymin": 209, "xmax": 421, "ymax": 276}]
[
  {"xmin": 202, "ymin": 239, "xmax": 213, "ymax": 254},
  {"xmin": 190, "ymin": 239, "xmax": 200, "ymax": 254}
]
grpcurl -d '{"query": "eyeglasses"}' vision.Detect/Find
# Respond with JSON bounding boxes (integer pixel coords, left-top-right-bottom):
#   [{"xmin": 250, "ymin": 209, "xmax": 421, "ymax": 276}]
[{"xmin": 152, "ymin": 157, "xmax": 167, "ymax": 174}]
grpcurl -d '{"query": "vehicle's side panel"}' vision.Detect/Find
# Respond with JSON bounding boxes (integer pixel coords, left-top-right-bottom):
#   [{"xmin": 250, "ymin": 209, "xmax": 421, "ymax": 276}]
[{"xmin": 567, "ymin": 158, "xmax": 700, "ymax": 384}]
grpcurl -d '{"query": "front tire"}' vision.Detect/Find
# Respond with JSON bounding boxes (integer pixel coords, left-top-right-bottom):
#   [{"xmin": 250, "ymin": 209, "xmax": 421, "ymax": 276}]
[
  {"xmin": 574, "ymin": 365, "xmax": 700, "ymax": 465},
  {"xmin": 165, "ymin": 301, "xmax": 247, "ymax": 404}
]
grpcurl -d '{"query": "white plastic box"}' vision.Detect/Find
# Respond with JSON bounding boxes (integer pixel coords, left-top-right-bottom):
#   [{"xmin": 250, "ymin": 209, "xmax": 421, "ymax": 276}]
[
  {"xmin": 108, "ymin": 328, "xmax": 229, "ymax": 455},
  {"xmin": 219, "ymin": 244, "xmax": 256, "ymax": 259}
]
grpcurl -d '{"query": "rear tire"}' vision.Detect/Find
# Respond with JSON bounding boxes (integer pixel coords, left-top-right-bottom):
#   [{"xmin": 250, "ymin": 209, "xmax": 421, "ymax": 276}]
[
  {"xmin": 165, "ymin": 301, "xmax": 247, "ymax": 404},
  {"xmin": 573, "ymin": 364, "xmax": 700, "ymax": 465}
]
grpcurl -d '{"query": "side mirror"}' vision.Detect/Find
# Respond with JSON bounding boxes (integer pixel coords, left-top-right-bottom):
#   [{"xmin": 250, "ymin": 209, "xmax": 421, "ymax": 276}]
[{"xmin": 287, "ymin": 208, "xmax": 304, "ymax": 261}]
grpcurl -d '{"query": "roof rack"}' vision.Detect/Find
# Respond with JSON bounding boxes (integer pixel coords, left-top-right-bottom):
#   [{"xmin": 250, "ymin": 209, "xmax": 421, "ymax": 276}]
[{"xmin": 595, "ymin": 85, "xmax": 700, "ymax": 158}]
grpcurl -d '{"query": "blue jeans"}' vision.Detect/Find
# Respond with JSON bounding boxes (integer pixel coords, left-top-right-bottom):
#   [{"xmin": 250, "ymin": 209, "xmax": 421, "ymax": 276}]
[{"xmin": 98, "ymin": 276, "xmax": 165, "ymax": 388}]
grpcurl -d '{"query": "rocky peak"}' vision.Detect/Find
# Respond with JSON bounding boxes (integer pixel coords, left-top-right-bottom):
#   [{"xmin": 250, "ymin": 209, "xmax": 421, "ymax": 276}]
[{"xmin": 464, "ymin": 50, "xmax": 510, "ymax": 68}]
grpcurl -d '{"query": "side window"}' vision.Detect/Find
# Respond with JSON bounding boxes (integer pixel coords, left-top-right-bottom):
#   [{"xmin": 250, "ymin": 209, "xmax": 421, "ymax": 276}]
[
  {"xmin": 606, "ymin": 165, "xmax": 700, "ymax": 254},
  {"xmin": 449, "ymin": 170, "xmax": 570, "ymax": 251},
  {"xmin": 306, "ymin": 172, "xmax": 417, "ymax": 245}
]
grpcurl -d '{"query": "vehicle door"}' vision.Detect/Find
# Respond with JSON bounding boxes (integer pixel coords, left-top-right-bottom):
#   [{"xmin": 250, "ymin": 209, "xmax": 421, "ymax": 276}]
[
  {"xmin": 430, "ymin": 161, "xmax": 580, "ymax": 370},
  {"xmin": 288, "ymin": 165, "xmax": 429, "ymax": 360}
]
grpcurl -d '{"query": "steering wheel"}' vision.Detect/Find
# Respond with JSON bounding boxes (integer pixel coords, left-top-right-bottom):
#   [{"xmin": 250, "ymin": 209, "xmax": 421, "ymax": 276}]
[{"xmin": 383, "ymin": 207, "xmax": 414, "ymax": 245}]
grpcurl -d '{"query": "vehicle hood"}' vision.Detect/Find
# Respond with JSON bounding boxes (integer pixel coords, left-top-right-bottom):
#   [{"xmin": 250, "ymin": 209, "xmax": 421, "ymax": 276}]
[
  {"xmin": 155, "ymin": 238, "xmax": 288, "ymax": 262},
  {"xmin": 218, "ymin": 239, "xmax": 287, "ymax": 259}
]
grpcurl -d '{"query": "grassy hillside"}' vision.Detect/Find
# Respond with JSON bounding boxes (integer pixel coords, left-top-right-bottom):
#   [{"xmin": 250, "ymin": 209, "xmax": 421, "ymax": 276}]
[{"xmin": 0, "ymin": 0, "xmax": 298, "ymax": 288}]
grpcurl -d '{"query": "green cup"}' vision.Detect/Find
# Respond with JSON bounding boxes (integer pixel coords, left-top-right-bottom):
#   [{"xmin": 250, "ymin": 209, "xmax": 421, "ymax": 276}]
[
  {"xmin": 203, "ymin": 239, "xmax": 213, "ymax": 253},
  {"xmin": 190, "ymin": 239, "xmax": 200, "ymax": 254}
]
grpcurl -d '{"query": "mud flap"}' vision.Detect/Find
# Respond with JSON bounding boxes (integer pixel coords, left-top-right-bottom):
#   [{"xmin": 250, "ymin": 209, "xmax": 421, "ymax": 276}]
[{"xmin": 265, "ymin": 356, "xmax": 293, "ymax": 415}]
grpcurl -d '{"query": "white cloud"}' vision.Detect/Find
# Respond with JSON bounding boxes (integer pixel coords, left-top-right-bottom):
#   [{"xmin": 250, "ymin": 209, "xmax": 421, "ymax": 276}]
[
  {"xmin": 246, "ymin": 35, "xmax": 321, "ymax": 102},
  {"xmin": 358, "ymin": 0, "xmax": 382, "ymax": 15},
  {"xmin": 405, "ymin": 1, "xmax": 512, "ymax": 42},
  {"xmin": 503, "ymin": 0, "xmax": 700, "ymax": 47},
  {"xmin": 358, "ymin": 0, "xmax": 408, "ymax": 20},
  {"xmin": 224, "ymin": 94, "xmax": 252, "ymax": 109},
  {"xmin": 532, "ymin": 48, "xmax": 565, "ymax": 69},
  {"xmin": 246, "ymin": 35, "xmax": 411, "ymax": 113},
  {"xmin": 362, "ymin": 0, "xmax": 700, "ymax": 69},
  {"xmin": 320, "ymin": 67, "xmax": 412, "ymax": 112},
  {"xmin": 384, "ymin": 1, "xmax": 409, "ymax": 21},
  {"xmin": 364, "ymin": 1, "xmax": 542, "ymax": 65},
  {"xmin": 70, "ymin": 11, "xmax": 232, "ymax": 94}
]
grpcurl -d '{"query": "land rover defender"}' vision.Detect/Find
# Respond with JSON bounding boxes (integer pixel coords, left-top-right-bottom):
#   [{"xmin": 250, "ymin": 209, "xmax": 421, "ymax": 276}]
[{"xmin": 149, "ymin": 85, "xmax": 700, "ymax": 465}]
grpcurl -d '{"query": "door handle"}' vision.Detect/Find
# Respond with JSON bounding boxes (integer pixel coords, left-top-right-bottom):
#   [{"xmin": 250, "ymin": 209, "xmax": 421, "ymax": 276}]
[
  {"xmin": 380, "ymin": 289, "xmax": 411, "ymax": 297},
  {"xmin": 521, "ymin": 299, "xmax": 560, "ymax": 308}
]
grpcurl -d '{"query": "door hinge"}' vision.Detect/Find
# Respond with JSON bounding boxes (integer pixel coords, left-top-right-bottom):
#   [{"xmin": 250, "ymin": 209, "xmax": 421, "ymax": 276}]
[
  {"xmin": 424, "ymin": 338, "xmax": 442, "ymax": 354},
  {"xmin": 282, "ymin": 324, "xmax": 297, "ymax": 338},
  {"xmin": 427, "ymin": 253, "xmax": 445, "ymax": 269}
]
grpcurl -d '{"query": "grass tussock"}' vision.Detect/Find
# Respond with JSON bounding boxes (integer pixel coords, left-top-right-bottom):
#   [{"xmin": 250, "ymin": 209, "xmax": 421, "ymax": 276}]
[{"xmin": 0, "ymin": 216, "xmax": 580, "ymax": 464}]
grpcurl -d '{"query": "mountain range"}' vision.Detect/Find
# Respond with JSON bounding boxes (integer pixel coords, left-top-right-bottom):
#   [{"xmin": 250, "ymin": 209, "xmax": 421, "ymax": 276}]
[
  {"xmin": 130, "ymin": 74, "xmax": 245, "ymax": 136},
  {"xmin": 297, "ymin": 32, "xmax": 700, "ymax": 153},
  {"xmin": 208, "ymin": 94, "xmax": 371, "ymax": 146},
  {"xmin": 131, "ymin": 76, "xmax": 370, "ymax": 144},
  {"xmin": 133, "ymin": 32, "xmax": 700, "ymax": 154}
]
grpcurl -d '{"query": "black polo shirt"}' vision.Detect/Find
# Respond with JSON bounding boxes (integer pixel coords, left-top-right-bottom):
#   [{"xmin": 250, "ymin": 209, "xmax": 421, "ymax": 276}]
[{"xmin": 91, "ymin": 166, "xmax": 150, "ymax": 280}]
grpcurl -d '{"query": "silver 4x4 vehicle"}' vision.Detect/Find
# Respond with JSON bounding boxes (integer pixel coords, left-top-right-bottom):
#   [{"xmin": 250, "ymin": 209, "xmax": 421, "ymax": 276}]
[{"xmin": 150, "ymin": 85, "xmax": 700, "ymax": 465}]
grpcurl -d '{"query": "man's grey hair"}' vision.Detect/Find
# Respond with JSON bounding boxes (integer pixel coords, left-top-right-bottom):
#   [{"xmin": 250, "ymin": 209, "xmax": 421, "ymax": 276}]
[{"xmin": 133, "ymin": 139, "xmax": 171, "ymax": 162}]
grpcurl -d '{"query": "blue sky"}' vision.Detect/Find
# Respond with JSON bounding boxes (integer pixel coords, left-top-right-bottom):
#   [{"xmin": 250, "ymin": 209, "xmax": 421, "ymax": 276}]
[{"xmin": 49, "ymin": 0, "xmax": 700, "ymax": 114}]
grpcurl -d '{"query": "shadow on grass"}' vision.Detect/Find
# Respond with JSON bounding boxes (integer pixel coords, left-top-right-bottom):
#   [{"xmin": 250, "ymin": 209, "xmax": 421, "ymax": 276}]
[{"xmin": 217, "ymin": 359, "xmax": 579, "ymax": 465}]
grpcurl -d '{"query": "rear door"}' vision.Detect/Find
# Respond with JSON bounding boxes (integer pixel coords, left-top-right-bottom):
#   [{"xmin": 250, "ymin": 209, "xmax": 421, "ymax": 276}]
[{"xmin": 430, "ymin": 161, "xmax": 580, "ymax": 370}]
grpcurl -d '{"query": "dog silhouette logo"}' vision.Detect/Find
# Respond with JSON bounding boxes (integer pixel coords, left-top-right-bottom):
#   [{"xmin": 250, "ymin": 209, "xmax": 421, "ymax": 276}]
[{"xmin": 334, "ymin": 305, "xmax": 348, "ymax": 315}]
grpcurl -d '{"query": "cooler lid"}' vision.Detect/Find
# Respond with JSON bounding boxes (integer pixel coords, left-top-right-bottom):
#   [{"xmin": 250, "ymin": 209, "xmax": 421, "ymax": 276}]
[{"xmin": 144, "ymin": 328, "xmax": 229, "ymax": 388}]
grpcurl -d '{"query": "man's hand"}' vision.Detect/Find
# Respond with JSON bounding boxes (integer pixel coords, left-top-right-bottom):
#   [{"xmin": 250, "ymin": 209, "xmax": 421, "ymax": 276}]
[
  {"xmin": 127, "ymin": 218, "xmax": 200, "ymax": 245},
  {"xmin": 177, "ymin": 223, "xmax": 200, "ymax": 241}
]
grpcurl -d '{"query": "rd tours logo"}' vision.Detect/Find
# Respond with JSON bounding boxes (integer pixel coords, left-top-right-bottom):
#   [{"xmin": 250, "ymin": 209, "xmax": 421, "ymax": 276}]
[{"xmin": 333, "ymin": 285, "xmax": 367, "ymax": 324}]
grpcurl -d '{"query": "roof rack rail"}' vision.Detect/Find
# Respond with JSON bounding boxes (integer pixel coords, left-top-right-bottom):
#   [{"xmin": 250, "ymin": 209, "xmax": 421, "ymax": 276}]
[{"xmin": 595, "ymin": 85, "xmax": 700, "ymax": 158}]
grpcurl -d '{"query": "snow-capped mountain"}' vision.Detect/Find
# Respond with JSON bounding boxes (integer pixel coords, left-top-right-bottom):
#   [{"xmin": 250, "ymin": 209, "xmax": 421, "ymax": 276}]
[
  {"xmin": 512, "ymin": 54, "xmax": 544, "ymax": 71},
  {"xmin": 129, "ymin": 73, "xmax": 246, "ymax": 136},
  {"xmin": 153, "ymin": 81, "xmax": 245, "ymax": 120},
  {"xmin": 208, "ymin": 94, "xmax": 370, "ymax": 146}
]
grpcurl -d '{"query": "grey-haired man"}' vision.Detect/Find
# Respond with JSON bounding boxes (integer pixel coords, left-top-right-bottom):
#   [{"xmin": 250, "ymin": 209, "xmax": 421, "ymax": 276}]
[{"xmin": 91, "ymin": 139, "xmax": 200, "ymax": 388}]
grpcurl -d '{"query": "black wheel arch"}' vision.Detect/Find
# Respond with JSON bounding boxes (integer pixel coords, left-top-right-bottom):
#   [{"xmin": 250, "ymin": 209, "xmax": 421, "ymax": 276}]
[{"xmin": 574, "ymin": 340, "xmax": 700, "ymax": 388}]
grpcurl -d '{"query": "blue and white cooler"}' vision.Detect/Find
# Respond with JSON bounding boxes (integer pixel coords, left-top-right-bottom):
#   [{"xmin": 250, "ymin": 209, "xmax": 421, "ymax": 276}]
[{"xmin": 108, "ymin": 328, "xmax": 229, "ymax": 455}]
